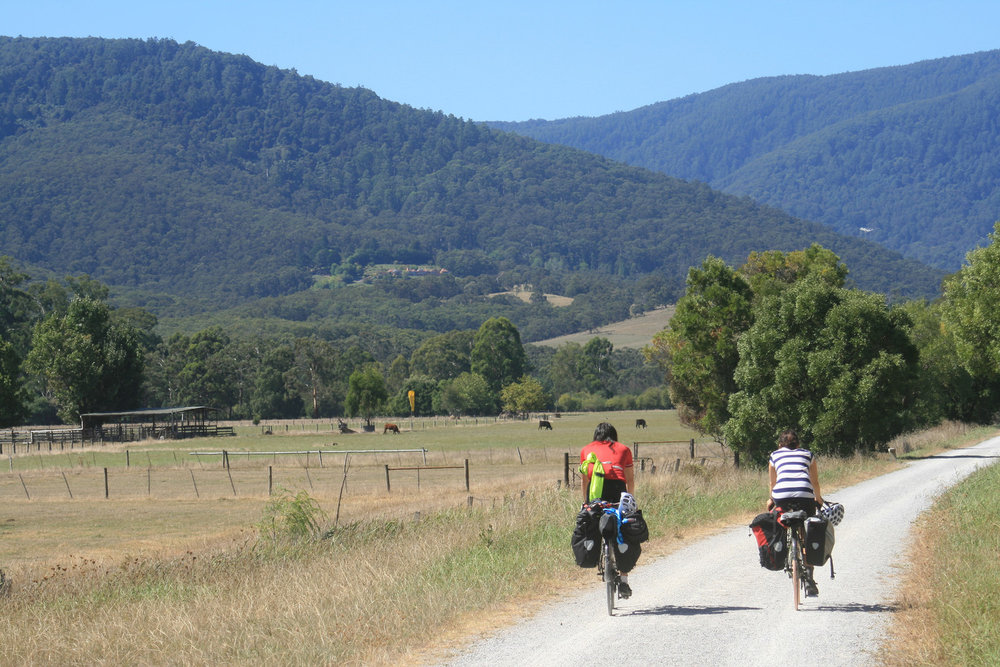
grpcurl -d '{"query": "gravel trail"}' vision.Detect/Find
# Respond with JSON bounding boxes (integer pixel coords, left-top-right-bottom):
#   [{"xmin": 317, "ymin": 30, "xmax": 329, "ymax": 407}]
[{"xmin": 442, "ymin": 435, "xmax": 1000, "ymax": 666}]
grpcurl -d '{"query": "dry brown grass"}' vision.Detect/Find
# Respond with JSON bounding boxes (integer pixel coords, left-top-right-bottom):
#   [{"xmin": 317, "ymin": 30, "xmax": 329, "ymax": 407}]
[
  {"xmin": 532, "ymin": 305, "xmax": 675, "ymax": 349},
  {"xmin": 0, "ymin": 414, "xmax": 988, "ymax": 665}
]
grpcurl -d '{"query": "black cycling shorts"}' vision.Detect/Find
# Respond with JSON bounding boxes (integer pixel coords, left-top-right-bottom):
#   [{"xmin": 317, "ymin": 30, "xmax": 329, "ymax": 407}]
[
  {"xmin": 772, "ymin": 497, "xmax": 819, "ymax": 515},
  {"xmin": 599, "ymin": 479, "xmax": 628, "ymax": 504}
]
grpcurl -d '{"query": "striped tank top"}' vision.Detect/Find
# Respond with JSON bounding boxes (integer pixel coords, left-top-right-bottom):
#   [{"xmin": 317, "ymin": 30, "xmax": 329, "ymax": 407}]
[{"xmin": 769, "ymin": 447, "xmax": 815, "ymax": 499}]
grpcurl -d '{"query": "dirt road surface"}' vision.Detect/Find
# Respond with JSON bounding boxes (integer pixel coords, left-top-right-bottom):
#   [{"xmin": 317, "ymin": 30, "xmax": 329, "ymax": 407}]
[{"xmin": 442, "ymin": 436, "xmax": 1000, "ymax": 666}]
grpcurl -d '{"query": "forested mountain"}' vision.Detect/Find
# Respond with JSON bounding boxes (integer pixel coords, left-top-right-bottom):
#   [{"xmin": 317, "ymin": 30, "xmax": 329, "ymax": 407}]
[
  {"xmin": 0, "ymin": 37, "xmax": 942, "ymax": 344},
  {"xmin": 493, "ymin": 50, "xmax": 1000, "ymax": 271}
]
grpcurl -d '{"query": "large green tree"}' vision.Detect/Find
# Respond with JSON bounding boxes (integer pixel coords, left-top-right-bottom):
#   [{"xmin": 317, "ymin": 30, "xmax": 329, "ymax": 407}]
[
  {"xmin": 942, "ymin": 222, "xmax": 1000, "ymax": 379},
  {"xmin": 437, "ymin": 371, "xmax": 494, "ymax": 416},
  {"xmin": 724, "ymin": 277, "xmax": 919, "ymax": 464},
  {"xmin": 500, "ymin": 376, "xmax": 549, "ymax": 415},
  {"xmin": 409, "ymin": 330, "xmax": 474, "ymax": 380},
  {"xmin": 26, "ymin": 298, "xmax": 144, "ymax": 422},
  {"xmin": 345, "ymin": 366, "xmax": 388, "ymax": 428},
  {"xmin": 646, "ymin": 257, "xmax": 753, "ymax": 444},
  {"xmin": 470, "ymin": 317, "xmax": 527, "ymax": 395}
]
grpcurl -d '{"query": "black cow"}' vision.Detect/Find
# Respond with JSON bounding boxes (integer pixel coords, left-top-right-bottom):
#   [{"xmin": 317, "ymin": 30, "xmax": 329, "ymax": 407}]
[
  {"xmin": 635, "ymin": 418, "xmax": 647, "ymax": 429},
  {"xmin": 538, "ymin": 420, "xmax": 553, "ymax": 430}
]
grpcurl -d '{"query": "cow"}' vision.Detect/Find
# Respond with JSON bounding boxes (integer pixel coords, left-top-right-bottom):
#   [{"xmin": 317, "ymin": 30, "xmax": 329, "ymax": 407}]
[
  {"xmin": 538, "ymin": 420, "xmax": 553, "ymax": 430},
  {"xmin": 635, "ymin": 418, "xmax": 647, "ymax": 429},
  {"xmin": 338, "ymin": 419, "xmax": 356, "ymax": 434},
  {"xmin": 384, "ymin": 423, "xmax": 400, "ymax": 434}
]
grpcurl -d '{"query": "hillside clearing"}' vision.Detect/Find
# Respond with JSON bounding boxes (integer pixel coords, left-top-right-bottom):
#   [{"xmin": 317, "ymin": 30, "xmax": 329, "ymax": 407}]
[{"xmin": 533, "ymin": 305, "xmax": 675, "ymax": 349}]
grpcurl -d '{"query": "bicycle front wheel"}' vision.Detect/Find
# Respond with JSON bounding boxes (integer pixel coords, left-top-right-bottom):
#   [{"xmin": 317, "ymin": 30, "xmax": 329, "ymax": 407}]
[{"xmin": 604, "ymin": 540, "xmax": 616, "ymax": 616}]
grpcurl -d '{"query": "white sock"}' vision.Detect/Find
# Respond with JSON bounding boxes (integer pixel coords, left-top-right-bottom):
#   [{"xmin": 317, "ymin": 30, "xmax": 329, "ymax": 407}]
[{"xmin": 620, "ymin": 574, "xmax": 628, "ymax": 583}]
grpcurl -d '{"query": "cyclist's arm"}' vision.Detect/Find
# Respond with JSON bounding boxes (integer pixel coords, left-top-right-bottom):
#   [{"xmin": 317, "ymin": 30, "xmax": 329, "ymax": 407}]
[
  {"xmin": 581, "ymin": 474, "xmax": 590, "ymax": 503},
  {"xmin": 767, "ymin": 463, "xmax": 777, "ymax": 510},
  {"xmin": 624, "ymin": 465, "xmax": 635, "ymax": 495},
  {"xmin": 809, "ymin": 459, "xmax": 824, "ymax": 505}
]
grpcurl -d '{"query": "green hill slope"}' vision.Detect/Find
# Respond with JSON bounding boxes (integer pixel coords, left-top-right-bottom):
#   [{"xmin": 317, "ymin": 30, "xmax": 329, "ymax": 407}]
[
  {"xmin": 0, "ymin": 37, "xmax": 943, "ymax": 339},
  {"xmin": 493, "ymin": 50, "xmax": 1000, "ymax": 270}
]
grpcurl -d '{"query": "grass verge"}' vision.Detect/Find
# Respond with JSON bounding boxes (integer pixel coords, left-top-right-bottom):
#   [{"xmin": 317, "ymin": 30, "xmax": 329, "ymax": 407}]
[{"xmin": 883, "ymin": 440, "xmax": 1000, "ymax": 665}]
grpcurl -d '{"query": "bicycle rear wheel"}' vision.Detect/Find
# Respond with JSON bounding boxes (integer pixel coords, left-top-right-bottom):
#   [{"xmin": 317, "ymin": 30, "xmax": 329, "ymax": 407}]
[
  {"xmin": 604, "ymin": 540, "xmax": 616, "ymax": 616},
  {"xmin": 790, "ymin": 532, "xmax": 800, "ymax": 611}
]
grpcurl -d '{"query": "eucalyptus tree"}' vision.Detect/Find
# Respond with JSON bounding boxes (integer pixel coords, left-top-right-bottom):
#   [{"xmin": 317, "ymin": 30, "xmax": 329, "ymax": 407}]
[
  {"xmin": 470, "ymin": 317, "xmax": 527, "ymax": 396},
  {"xmin": 26, "ymin": 297, "xmax": 144, "ymax": 423},
  {"xmin": 645, "ymin": 256, "xmax": 753, "ymax": 448}
]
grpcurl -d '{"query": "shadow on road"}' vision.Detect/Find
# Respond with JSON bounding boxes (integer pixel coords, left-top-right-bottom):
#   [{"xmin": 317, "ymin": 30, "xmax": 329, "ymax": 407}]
[
  {"xmin": 815, "ymin": 602, "xmax": 898, "ymax": 613},
  {"xmin": 628, "ymin": 604, "xmax": 760, "ymax": 617}
]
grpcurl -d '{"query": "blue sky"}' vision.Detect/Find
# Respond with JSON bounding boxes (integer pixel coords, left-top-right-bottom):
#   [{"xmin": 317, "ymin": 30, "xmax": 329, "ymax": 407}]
[{"xmin": 6, "ymin": 1, "xmax": 1000, "ymax": 121}]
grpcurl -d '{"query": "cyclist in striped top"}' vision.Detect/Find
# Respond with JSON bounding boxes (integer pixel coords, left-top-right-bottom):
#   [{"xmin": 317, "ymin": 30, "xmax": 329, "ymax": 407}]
[{"xmin": 766, "ymin": 429, "xmax": 825, "ymax": 596}]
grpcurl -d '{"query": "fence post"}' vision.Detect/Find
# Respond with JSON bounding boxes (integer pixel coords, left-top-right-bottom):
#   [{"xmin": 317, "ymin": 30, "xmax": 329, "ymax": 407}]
[
  {"xmin": 385, "ymin": 464, "xmax": 391, "ymax": 492},
  {"xmin": 104, "ymin": 467, "xmax": 109, "ymax": 499},
  {"xmin": 268, "ymin": 466, "xmax": 273, "ymax": 496},
  {"xmin": 126, "ymin": 450, "xmax": 130, "ymax": 468},
  {"xmin": 465, "ymin": 459, "xmax": 470, "ymax": 492},
  {"xmin": 690, "ymin": 439, "xmax": 695, "ymax": 458},
  {"xmin": 63, "ymin": 471, "xmax": 73, "ymax": 499}
]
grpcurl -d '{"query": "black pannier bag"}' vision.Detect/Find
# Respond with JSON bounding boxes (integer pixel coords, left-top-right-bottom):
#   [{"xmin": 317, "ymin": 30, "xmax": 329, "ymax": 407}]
[
  {"xmin": 614, "ymin": 540, "xmax": 641, "ymax": 573},
  {"xmin": 599, "ymin": 512, "xmax": 618, "ymax": 540},
  {"xmin": 749, "ymin": 510, "xmax": 788, "ymax": 571},
  {"xmin": 620, "ymin": 509, "xmax": 649, "ymax": 544},
  {"xmin": 804, "ymin": 516, "xmax": 835, "ymax": 566},
  {"xmin": 571, "ymin": 506, "xmax": 601, "ymax": 568}
]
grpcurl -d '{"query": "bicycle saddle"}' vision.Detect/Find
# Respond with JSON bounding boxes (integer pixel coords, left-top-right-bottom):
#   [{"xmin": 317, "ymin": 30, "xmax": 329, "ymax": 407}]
[{"xmin": 779, "ymin": 510, "xmax": 808, "ymax": 526}]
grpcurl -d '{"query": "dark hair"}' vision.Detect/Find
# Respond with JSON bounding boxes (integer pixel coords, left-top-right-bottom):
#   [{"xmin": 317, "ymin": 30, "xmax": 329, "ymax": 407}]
[
  {"xmin": 778, "ymin": 429, "xmax": 799, "ymax": 449},
  {"xmin": 593, "ymin": 422, "xmax": 618, "ymax": 443}
]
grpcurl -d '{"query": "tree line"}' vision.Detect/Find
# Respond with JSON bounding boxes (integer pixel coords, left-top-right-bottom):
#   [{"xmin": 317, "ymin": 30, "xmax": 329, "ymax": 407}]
[
  {"xmin": 0, "ymin": 257, "xmax": 667, "ymax": 426},
  {"xmin": 647, "ymin": 234, "xmax": 1000, "ymax": 466}
]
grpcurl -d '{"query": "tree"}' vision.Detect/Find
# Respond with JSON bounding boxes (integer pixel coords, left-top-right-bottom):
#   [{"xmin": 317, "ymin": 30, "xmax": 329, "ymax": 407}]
[
  {"xmin": 389, "ymin": 374, "xmax": 437, "ymax": 417},
  {"xmin": 25, "ymin": 298, "xmax": 144, "ymax": 422},
  {"xmin": 173, "ymin": 328, "xmax": 237, "ymax": 411},
  {"xmin": 646, "ymin": 257, "xmax": 753, "ymax": 447},
  {"xmin": 289, "ymin": 337, "xmax": 340, "ymax": 418},
  {"xmin": 0, "ymin": 340, "xmax": 30, "ymax": 426},
  {"xmin": 250, "ymin": 343, "xmax": 303, "ymax": 419},
  {"xmin": 470, "ymin": 317, "xmax": 527, "ymax": 395},
  {"xmin": 409, "ymin": 330, "xmax": 474, "ymax": 380},
  {"xmin": 500, "ymin": 376, "xmax": 549, "ymax": 415},
  {"xmin": 942, "ymin": 221, "xmax": 1000, "ymax": 380},
  {"xmin": 345, "ymin": 366, "xmax": 387, "ymax": 428},
  {"xmin": 581, "ymin": 337, "xmax": 614, "ymax": 395},
  {"xmin": 437, "ymin": 372, "xmax": 493, "ymax": 416},
  {"xmin": 724, "ymin": 277, "xmax": 919, "ymax": 464},
  {"xmin": 739, "ymin": 244, "xmax": 848, "ymax": 298}
]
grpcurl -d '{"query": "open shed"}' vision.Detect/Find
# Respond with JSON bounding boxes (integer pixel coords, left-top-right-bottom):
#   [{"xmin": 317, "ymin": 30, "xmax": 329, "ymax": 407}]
[{"xmin": 80, "ymin": 406, "xmax": 235, "ymax": 442}]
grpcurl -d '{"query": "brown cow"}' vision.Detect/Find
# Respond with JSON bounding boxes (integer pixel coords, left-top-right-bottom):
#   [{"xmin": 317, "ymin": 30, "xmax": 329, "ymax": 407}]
[
  {"xmin": 384, "ymin": 423, "xmax": 400, "ymax": 434},
  {"xmin": 538, "ymin": 420, "xmax": 553, "ymax": 430}
]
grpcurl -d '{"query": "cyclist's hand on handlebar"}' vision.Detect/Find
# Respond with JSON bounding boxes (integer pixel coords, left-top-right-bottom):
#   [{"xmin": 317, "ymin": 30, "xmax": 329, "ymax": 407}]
[{"xmin": 765, "ymin": 498, "xmax": 775, "ymax": 511}]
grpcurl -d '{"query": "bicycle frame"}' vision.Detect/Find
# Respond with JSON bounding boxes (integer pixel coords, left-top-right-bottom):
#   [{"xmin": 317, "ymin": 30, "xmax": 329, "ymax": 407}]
[
  {"xmin": 593, "ymin": 501, "xmax": 632, "ymax": 616},
  {"xmin": 779, "ymin": 510, "xmax": 809, "ymax": 611}
]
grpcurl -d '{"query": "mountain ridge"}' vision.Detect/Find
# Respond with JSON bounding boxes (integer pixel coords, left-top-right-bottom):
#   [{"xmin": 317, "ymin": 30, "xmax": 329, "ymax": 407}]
[
  {"xmin": 492, "ymin": 49, "xmax": 1000, "ymax": 270},
  {"xmin": 0, "ymin": 36, "xmax": 944, "ymax": 341}
]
